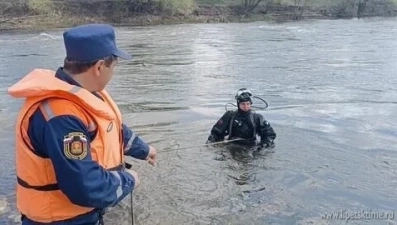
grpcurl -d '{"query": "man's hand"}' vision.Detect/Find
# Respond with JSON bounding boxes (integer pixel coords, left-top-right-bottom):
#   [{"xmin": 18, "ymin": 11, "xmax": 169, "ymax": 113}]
[
  {"xmin": 260, "ymin": 140, "xmax": 275, "ymax": 149},
  {"xmin": 126, "ymin": 169, "xmax": 140, "ymax": 188},
  {"xmin": 146, "ymin": 145, "xmax": 157, "ymax": 166},
  {"xmin": 206, "ymin": 134, "xmax": 216, "ymax": 144}
]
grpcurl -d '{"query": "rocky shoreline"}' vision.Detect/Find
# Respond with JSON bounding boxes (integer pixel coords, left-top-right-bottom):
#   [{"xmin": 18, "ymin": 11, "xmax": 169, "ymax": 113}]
[
  {"xmin": 1, "ymin": 2, "xmax": 396, "ymax": 32},
  {"xmin": 0, "ymin": 12, "xmax": 323, "ymax": 32}
]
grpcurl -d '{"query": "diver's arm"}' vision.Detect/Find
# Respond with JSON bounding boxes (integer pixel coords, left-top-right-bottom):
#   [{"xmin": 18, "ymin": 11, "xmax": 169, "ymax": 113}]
[
  {"xmin": 256, "ymin": 114, "xmax": 276, "ymax": 147},
  {"xmin": 207, "ymin": 111, "xmax": 234, "ymax": 143}
]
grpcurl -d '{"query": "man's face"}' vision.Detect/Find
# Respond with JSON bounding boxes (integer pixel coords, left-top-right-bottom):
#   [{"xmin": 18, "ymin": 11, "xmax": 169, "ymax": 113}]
[{"xmin": 239, "ymin": 101, "xmax": 251, "ymax": 112}]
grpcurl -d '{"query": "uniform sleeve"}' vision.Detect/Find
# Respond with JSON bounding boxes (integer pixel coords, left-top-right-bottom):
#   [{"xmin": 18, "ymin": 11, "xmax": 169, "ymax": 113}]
[
  {"xmin": 256, "ymin": 114, "xmax": 276, "ymax": 144},
  {"xmin": 208, "ymin": 111, "xmax": 233, "ymax": 142},
  {"xmin": 121, "ymin": 123, "xmax": 149, "ymax": 160},
  {"xmin": 36, "ymin": 114, "xmax": 136, "ymax": 209}
]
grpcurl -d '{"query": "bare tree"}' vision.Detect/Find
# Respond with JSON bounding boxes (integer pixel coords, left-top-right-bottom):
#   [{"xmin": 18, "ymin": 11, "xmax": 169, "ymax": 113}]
[
  {"xmin": 293, "ymin": 0, "xmax": 307, "ymax": 20},
  {"xmin": 357, "ymin": 0, "xmax": 369, "ymax": 19},
  {"xmin": 241, "ymin": 0, "xmax": 263, "ymax": 14}
]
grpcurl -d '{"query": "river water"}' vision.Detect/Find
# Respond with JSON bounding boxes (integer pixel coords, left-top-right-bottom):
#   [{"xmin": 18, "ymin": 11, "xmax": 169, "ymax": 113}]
[{"xmin": 0, "ymin": 18, "xmax": 397, "ymax": 225}]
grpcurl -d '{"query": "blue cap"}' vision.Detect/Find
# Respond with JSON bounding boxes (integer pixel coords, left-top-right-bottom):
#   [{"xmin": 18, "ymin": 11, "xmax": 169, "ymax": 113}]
[{"xmin": 63, "ymin": 24, "xmax": 131, "ymax": 61}]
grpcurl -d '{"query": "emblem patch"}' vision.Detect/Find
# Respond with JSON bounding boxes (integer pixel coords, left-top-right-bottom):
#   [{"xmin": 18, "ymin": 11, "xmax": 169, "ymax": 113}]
[{"xmin": 63, "ymin": 132, "xmax": 88, "ymax": 160}]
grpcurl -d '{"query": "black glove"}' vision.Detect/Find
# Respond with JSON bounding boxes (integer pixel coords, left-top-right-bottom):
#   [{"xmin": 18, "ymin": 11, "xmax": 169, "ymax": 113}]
[
  {"xmin": 206, "ymin": 135, "xmax": 216, "ymax": 144},
  {"xmin": 260, "ymin": 139, "xmax": 275, "ymax": 148}
]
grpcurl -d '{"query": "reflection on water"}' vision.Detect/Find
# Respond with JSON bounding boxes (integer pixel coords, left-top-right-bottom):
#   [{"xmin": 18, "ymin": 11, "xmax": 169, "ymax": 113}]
[{"xmin": 1, "ymin": 18, "xmax": 397, "ymax": 224}]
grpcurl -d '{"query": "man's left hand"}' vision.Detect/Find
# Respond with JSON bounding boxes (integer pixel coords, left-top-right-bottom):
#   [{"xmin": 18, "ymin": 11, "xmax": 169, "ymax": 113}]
[
  {"xmin": 262, "ymin": 140, "xmax": 275, "ymax": 149},
  {"xmin": 146, "ymin": 145, "xmax": 157, "ymax": 166}
]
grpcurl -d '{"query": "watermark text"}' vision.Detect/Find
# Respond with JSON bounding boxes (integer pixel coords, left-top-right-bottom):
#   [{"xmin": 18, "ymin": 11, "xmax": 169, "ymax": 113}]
[{"xmin": 321, "ymin": 209, "xmax": 395, "ymax": 222}]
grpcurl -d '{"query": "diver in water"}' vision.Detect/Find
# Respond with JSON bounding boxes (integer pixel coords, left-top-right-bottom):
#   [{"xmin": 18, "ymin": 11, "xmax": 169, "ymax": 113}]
[{"xmin": 206, "ymin": 88, "xmax": 276, "ymax": 148}]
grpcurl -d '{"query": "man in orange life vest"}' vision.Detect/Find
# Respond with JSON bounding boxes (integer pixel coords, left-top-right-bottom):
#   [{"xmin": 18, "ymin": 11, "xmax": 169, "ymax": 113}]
[{"xmin": 8, "ymin": 24, "xmax": 157, "ymax": 224}]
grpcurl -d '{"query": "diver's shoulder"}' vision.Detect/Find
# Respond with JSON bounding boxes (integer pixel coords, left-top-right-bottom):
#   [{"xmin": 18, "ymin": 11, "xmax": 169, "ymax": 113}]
[{"xmin": 224, "ymin": 110, "xmax": 236, "ymax": 116}]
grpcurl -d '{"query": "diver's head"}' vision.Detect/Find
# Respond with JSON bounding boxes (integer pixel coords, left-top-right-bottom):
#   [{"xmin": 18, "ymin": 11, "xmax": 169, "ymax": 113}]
[{"xmin": 235, "ymin": 88, "xmax": 253, "ymax": 113}]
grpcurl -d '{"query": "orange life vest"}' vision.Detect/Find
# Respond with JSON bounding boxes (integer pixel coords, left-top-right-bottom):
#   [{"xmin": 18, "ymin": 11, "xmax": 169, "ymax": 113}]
[{"xmin": 8, "ymin": 69, "xmax": 125, "ymax": 223}]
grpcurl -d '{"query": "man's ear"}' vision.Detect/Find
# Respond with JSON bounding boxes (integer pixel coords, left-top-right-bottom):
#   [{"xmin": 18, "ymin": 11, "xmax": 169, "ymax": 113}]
[{"xmin": 93, "ymin": 60, "xmax": 105, "ymax": 77}]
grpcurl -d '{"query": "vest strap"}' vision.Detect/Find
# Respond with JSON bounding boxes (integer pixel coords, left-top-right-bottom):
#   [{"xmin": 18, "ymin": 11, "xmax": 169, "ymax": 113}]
[
  {"xmin": 17, "ymin": 164, "xmax": 125, "ymax": 191},
  {"xmin": 17, "ymin": 176, "xmax": 59, "ymax": 191},
  {"xmin": 228, "ymin": 113, "xmax": 236, "ymax": 140},
  {"xmin": 108, "ymin": 164, "xmax": 125, "ymax": 171}
]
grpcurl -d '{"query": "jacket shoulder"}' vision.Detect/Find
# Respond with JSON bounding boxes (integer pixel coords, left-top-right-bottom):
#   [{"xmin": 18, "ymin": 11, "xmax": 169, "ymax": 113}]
[
  {"xmin": 41, "ymin": 98, "xmax": 92, "ymax": 125},
  {"xmin": 253, "ymin": 112, "xmax": 264, "ymax": 119},
  {"xmin": 224, "ymin": 110, "xmax": 235, "ymax": 117},
  {"xmin": 252, "ymin": 113, "xmax": 268, "ymax": 124}
]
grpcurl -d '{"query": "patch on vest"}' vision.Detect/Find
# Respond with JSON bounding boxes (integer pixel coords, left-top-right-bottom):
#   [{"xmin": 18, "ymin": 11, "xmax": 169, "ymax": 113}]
[{"xmin": 63, "ymin": 132, "xmax": 88, "ymax": 160}]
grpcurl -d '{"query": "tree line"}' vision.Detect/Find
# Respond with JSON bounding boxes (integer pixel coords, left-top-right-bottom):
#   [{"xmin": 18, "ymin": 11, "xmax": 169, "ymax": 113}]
[{"xmin": 1, "ymin": 0, "xmax": 396, "ymax": 21}]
